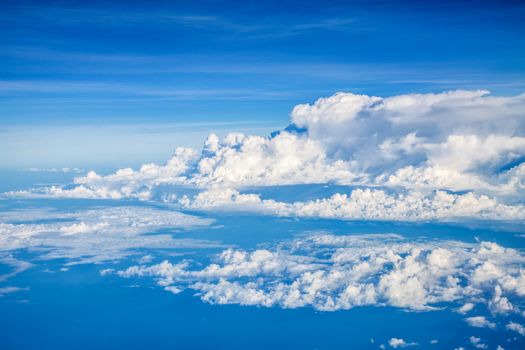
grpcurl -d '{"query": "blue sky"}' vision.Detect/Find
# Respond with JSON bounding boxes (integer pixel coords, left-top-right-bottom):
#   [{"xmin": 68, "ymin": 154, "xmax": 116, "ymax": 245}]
[{"xmin": 1, "ymin": 0, "xmax": 525, "ymax": 168}]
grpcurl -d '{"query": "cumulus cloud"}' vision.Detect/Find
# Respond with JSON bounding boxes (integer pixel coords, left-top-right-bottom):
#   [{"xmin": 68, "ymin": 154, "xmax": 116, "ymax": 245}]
[
  {"xmin": 0, "ymin": 206, "xmax": 217, "ymax": 265},
  {"xmin": 506, "ymin": 322, "xmax": 525, "ymax": 336},
  {"xmin": 7, "ymin": 90, "xmax": 525, "ymax": 216},
  {"xmin": 469, "ymin": 336, "xmax": 488, "ymax": 349},
  {"xmin": 178, "ymin": 187, "xmax": 525, "ymax": 221},
  {"xmin": 26, "ymin": 167, "xmax": 84, "ymax": 174},
  {"xmin": 388, "ymin": 338, "xmax": 417, "ymax": 348},
  {"xmin": 465, "ymin": 316, "xmax": 496, "ymax": 329},
  {"xmin": 458, "ymin": 302, "xmax": 475, "ymax": 314},
  {"xmin": 111, "ymin": 233, "xmax": 525, "ymax": 316},
  {"xmin": 291, "ymin": 90, "xmax": 525, "ymax": 195}
]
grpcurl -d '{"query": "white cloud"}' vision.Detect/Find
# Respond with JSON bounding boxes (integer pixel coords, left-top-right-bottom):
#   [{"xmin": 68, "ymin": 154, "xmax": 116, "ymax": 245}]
[
  {"xmin": 0, "ymin": 206, "xmax": 217, "ymax": 265},
  {"xmin": 26, "ymin": 167, "xmax": 84, "ymax": 174},
  {"xmin": 506, "ymin": 322, "xmax": 525, "ymax": 336},
  {"xmin": 469, "ymin": 336, "xmax": 488, "ymax": 349},
  {"xmin": 489, "ymin": 285, "xmax": 514, "ymax": 314},
  {"xmin": 7, "ymin": 147, "xmax": 199, "ymax": 200},
  {"xmin": 112, "ymin": 233, "xmax": 525, "ymax": 315},
  {"xmin": 465, "ymin": 316, "xmax": 496, "ymax": 329},
  {"xmin": 179, "ymin": 188, "xmax": 525, "ymax": 221},
  {"xmin": 8, "ymin": 90, "xmax": 525, "ymax": 214}
]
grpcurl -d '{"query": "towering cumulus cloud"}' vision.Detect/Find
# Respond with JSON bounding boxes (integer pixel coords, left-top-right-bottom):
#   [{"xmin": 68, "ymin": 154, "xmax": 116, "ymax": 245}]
[{"xmin": 8, "ymin": 90, "xmax": 525, "ymax": 220}]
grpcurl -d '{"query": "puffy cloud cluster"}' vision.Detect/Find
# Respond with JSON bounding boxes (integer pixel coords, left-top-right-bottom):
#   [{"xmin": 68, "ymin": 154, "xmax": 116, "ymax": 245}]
[
  {"xmin": 8, "ymin": 148, "xmax": 199, "ymax": 200},
  {"xmin": 0, "ymin": 207, "xmax": 216, "ymax": 265},
  {"xmin": 291, "ymin": 90, "xmax": 525, "ymax": 195},
  {"xmin": 179, "ymin": 187, "xmax": 525, "ymax": 221},
  {"xmin": 6, "ymin": 90, "xmax": 525, "ymax": 220},
  {"xmin": 113, "ymin": 233, "xmax": 525, "ymax": 323},
  {"xmin": 191, "ymin": 132, "xmax": 360, "ymax": 186},
  {"xmin": 469, "ymin": 336, "xmax": 488, "ymax": 349}
]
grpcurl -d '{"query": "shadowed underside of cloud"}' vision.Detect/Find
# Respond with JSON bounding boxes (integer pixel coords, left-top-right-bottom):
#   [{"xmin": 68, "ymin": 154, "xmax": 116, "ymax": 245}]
[
  {"xmin": 111, "ymin": 233, "xmax": 525, "ymax": 322},
  {"xmin": 6, "ymin": 90, "xmax": 525, "ymax": 220}
]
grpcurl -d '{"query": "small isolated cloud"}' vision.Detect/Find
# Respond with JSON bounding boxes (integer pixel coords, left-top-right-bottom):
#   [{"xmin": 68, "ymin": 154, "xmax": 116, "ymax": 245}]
[
  {"xmin": 506, "ymin": 322, "xmax": 525, "ymax": 336},
  {"xmin": 458, "ymin": 302, "xmax": 475, "ymax": 314},
  {"xmin": 488, "ymin": 285, "xmax": 514, "ymax": 314},
  {"xmin": 179, "ymin": 187, "xmax": 525, "ymax": 221},
  {"xmin": 465, "ymin": 316, "xmax": 496, "ymax": 329},
  {"xmin": 469, "ymin": 336, "xmax": 488, "ymax": 349},
  {"xmin": 388, "ymin": 338, "xmax": 417, "ymax": 348}
]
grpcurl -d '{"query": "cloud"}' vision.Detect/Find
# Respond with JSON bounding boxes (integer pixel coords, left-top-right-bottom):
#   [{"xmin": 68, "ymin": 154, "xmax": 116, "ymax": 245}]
[
  {"xmin": 469, "ymin": 336, "xmax": 488, "ymax": 349},
  {"xmin": 506, "ymin": 322, "xmax": 525, "ymax": 336},
  {"xmin": 111, "ymin": 233, "xmax": 525, "ymax": 315},
  {"xmin": 291, "ymin": 91, "xmax": 525, "ymax": 191},
  {"xmin": 178, "ymin": 187, "xmax": 525, "ymax": 221},
  {"xmin": 388, "ymin": 338, "xmax": 417, "ymax": 348},
  {"xmin": 0, "ymin": 206, "xmax": 218, "ymax": 266},
  {"xmin": 465, "ymin": 316, "xmax": 496, "ymax": 329},
  {"xmin": 458, "ymin": 302, "xmax": 475, "ymax": 314},
  {"xmin": 26, "ymin": 167, "xmax": 84, "ymax": 173},
  {"xmin": 6, "ymin": 90, "xmax": 525, "ymax": 221}
]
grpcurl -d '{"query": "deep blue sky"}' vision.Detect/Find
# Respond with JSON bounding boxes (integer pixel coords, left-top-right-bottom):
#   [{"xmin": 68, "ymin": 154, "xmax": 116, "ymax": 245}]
[{"xmin": 1, "ymin": 0, "xmax": 525, "ymax": 168}]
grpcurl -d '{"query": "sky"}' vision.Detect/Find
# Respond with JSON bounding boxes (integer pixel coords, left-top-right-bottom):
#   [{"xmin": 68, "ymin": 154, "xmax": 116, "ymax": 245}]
[
  {"xmin": 1, "ymin": 0, "xmax": 525, "ymax": 168},
  {"xmin": 1, "ymin": 2, "xmax": 525, "ymax": 349}
]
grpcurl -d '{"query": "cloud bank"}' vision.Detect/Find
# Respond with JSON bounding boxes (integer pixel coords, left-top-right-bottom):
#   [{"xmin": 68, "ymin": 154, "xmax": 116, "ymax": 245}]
[
  {"xmin": 112, "ymin": 233, "xmax": 525, "ymax": 322},
  {"xmin": 7, "ymin": 90, "xmax": 525, "ymax": 221},
  {"xmin": 178, "ymin": 187, "xmax": 525, "ymax": 221},
  {"xmin": 0, "ymin": 206, "xmax": 217, "ymax": 265}
]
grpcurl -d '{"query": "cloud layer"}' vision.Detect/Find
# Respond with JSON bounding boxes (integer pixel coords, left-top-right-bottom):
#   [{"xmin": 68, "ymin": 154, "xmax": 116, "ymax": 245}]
[
  {"xmin": 178, "ymin": 187, "xmax": 525, "ymax": 221},
  {"xmin": 6, "ymin": 90, "xmax": 525, "ymax": 221},
  {"xmin": 0, "ymin": 206, "xmax": 216, "ymax": 265},
  {"xmin": 113, "ymin": 232, "xmax": 525, "ymax": 326}
]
